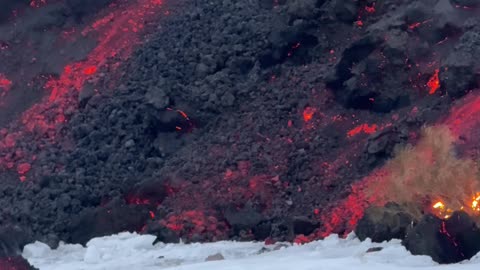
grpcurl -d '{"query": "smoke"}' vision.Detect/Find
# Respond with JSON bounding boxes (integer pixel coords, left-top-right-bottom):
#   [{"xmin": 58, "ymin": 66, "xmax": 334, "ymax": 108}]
[{"xmin": 366, "ymin": 125, "xmax": 480, "ymax": 217}]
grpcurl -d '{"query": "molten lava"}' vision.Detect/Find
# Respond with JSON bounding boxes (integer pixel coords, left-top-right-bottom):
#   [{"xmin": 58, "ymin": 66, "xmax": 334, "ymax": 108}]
[
  {"xmin": 427, "ymin": 69, "xmax": 440, "ymax": 94},
  {"xmin": 303, "ymin": 107, "xmax": 316, "ymax": 122},
  {"xmin": 83, "ymin": 66, "xmax": 97, "ymax": 75},
  {"xmin": 347, "ymin": 123, "xmax": 378, "ymax": 137},
  {"xmin": 0, "ymin": 0, "xmax": 165, "ymax": 180}
]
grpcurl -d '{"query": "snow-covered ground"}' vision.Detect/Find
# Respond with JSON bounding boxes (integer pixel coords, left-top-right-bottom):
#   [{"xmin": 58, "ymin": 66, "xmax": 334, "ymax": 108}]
[{"xmin": 23, "ymin": 232, "xmax": 480, "ymax": 270}]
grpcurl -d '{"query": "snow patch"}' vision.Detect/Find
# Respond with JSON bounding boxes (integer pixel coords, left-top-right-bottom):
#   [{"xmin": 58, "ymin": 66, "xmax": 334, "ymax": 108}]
[
  {"xmin": 22, "ymin": 241, "xmax": 51, "ymax": 258},
  {"xmin": 22, "ymin": 232, "xmax": 480, "ymax": 270}
]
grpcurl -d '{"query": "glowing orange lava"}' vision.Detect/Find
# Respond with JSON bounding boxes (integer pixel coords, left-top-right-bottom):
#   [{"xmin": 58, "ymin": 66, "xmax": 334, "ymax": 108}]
[
  {"xmin": 347, "ymin": 123, "xmax": 378, "ymax": 137},
  {"xmin": 408, "ymin": 19, "xmax": 433, "ymax": 30},
  {"xmin": 427, "ymin": 69, "xmax": 440, "ymax": 94},
  {"xmin": 303, "ymin": 107, "xmax": 316, "ymax": 122},
  {"xmin": 83, "ymin": 66, "xmax": 97, "ymax": 75}
]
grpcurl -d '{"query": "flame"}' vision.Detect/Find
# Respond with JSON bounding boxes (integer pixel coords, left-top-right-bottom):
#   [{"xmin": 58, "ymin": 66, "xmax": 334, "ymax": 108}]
[
  {"xmin": 472, "ymin": 195, "xmax": 480, "ymax": 212},
  {"xmin": 433, "ymin": 201, "xmax": 444, "ymax": 209},
  {"xmin": 432, "ymin": 193, "xmax": 480, "ymax": 219}
]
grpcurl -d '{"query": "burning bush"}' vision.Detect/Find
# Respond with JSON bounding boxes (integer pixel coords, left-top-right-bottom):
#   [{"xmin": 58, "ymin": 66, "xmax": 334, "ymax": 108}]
[{"xmin": 367, "ymin": 125, "xmax": 480, "ymax": 219}]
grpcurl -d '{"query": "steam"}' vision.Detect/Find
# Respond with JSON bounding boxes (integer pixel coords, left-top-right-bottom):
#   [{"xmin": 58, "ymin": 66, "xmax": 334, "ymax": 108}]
[{"xmin": 366, "ymin": 125, "xmax": 480, "ymax": 217}]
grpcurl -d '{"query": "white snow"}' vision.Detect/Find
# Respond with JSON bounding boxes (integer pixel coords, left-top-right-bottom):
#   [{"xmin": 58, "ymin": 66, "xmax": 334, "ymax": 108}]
[{"xmin": 22, "ymin": 232, "xmax": 480, "ymax": 270}]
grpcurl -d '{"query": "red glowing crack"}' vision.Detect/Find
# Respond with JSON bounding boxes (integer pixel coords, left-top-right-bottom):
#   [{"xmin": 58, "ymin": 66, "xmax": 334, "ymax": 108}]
[
  {"xmin": 427, "ymin": 69, "xmax": 440, "ymax": 94},
  {"xmin": 0, "ymin": 74, "xmax": 12, "ymax": 95},
  {"xmin": 347, "ymin": 123, "xmax": 378, "ymax": 137}
]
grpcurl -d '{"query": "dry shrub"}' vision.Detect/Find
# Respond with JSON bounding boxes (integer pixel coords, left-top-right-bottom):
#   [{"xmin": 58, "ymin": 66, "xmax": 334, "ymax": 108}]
[{"xmin": 367, "ymin": 125, "xmax": 480, "ymax": 217}]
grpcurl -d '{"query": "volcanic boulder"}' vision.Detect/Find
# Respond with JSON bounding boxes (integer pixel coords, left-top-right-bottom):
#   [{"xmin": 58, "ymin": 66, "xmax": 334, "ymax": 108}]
[
  {"xmin": 127, "ymin": 178, "xmax": 168, "ymax": 207},
  {"xmin": 0, "ymin": 226, "xmax": 33, "ymax": 257},
  {"xmin": 355, "ymin": 203, "xmax": 416, "ymax": 243},
  {"xmin": 147, "ymin": 222, "xmax": 181, "ymax": 244},
  {"xmin": 364, "ymin": 127, "xmax": 409, "ymax": 167},
  {"xmin": 259, "ymin": 24, "xmax": 318, "ymax": 68},
  {"xmin": 224, "ymin": 206, "xmax": 265, "ymax": 238},
  {"xmin": 402, "ymin": 211, "xmax": 480, "ymax": 264},
  {"xmin": 334, "ymin": 0, "xmax": 358, "ymax": 23},
  {"xmin": 68, "ymin": 198, "xmax": 150, "ymax": 245},
  {"xmin": 326, "ymin": 35, "xmax": 386, "ymax": 111},
  {"xmin": 440, "ymin": 52, "xmax": 478, "ymax": 99},
  {"xmin": 0, "ymin": 226, "xmax": 37, "ymax": 270},
  {"xmin": 293, "ymin": 216, "xmax": 318, "ymax": 236}
]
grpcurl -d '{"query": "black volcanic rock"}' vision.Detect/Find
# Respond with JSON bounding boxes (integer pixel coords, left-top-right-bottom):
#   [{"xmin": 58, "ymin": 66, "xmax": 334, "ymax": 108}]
[
  {"xmin": 259, "ymin": 24, "xmax": 318, "ymax": 68},
  {"xmin": 364, "ymin": 127, "xmax": 409, "ymax": 167},
  {"xmin": 224, "ymin": 206, "xmax": 265, "ymax": 234},
  {"xmin": 127, "ymin": 179, "xmax": 168, "ymax": 206},
  {"xmin": 287, "ymin": 0, "xmax": 320, "ymax": 20},
  {"xmin": 68, "ymin": 198, "xmax": 150, "ymax": 245},
  {"xmin": 440, "ymin": 52, "xmax": 478, "ymax": 99},
  {"xmin": 334, "ymin": 0, "xmax": 358, "ymax": 23},
  {"xmin": 402, "ymin": 211, "xmax": 480, "ymax": 264},
  {"xmin": 147, "ymin": 222, "xmax": 180, "ymax": 244},
  {"xmin": 0, "ymin": 226, "xmax": 33, "ymax": 257},
  {"xmin": 355, "ymin": 203, "xmax": 416, "ymax": 243},
  {"xmin": 450, "ymin": 0, "xmax": 480, "ymax": 7},
  {"xmin": 293, "ymin": 216, "xmax": 318, "ymax": 236},
  {"xmin": 0, "ymin": 226, "xmax": 37, "ymax": 270},
  {"xmin": 443, "ymin": 211, "xmax": 480, "ymax": 260},
  {"xmin": 0, "ymin": 1, "xmax": 29, "ymax": 23}
]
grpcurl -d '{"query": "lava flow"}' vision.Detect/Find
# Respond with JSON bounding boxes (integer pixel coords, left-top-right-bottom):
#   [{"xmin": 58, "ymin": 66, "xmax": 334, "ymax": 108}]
[
  {"xmin": 427, "ymin": 69, "xmax": 441, "ymax": 95},
  {"xmin": 0, "ymin": 0, "xmax": 164, "ymax": 179}
]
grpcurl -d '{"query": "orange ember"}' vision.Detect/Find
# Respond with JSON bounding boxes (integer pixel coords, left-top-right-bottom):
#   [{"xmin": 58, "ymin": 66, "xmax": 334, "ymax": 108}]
[
  {"xmin": 408, "ymin": 19, "xmax": 433, "ymax": 30},
  {"xmin": 0, "ymin": 74, "xmax": 12, "ymax": 92},
  {"xmin": 427, "ymin": 69, "xmax": 440, "ymax": 94},
  {"xmin": 408, "ymin": 22, "xmax": 422, "ymax": 30},
  {"xmin": 365, "ymin": 4, "xmax": 376, "ymax": 13},
  {"xmin": 303, "ymin": 107, "xmax": 316, "ymax": 122},
  {"xmin": 473, "ymin": 194, "xmax": 480, "ymax": 212}
]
